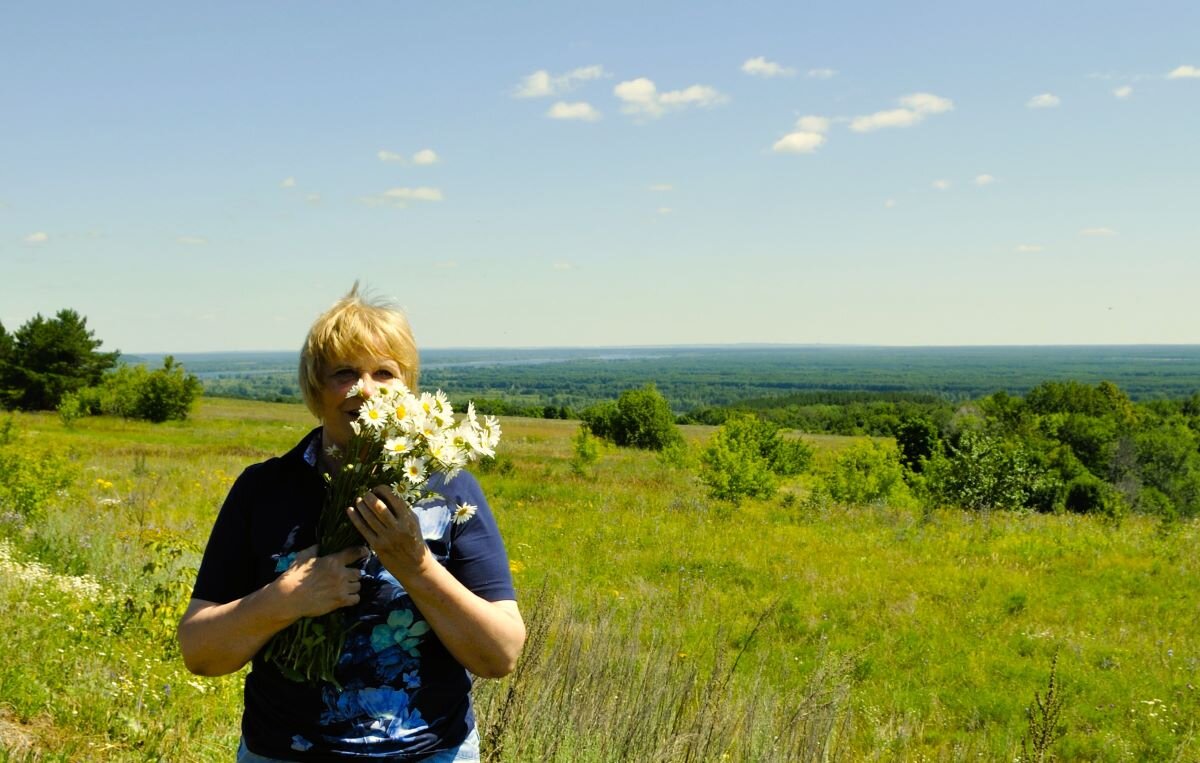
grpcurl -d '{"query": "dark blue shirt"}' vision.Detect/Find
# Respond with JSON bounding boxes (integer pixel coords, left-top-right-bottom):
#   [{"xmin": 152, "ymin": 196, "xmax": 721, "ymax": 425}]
[{"xmin": 192, "ymin": 429, "xmax": 516, "ymax": 761}]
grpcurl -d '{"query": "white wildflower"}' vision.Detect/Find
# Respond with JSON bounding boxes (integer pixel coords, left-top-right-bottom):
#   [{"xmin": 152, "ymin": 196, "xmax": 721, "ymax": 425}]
[{"xmin": 452, "ymin": 502, "xmax": 477, "ymax": 524}]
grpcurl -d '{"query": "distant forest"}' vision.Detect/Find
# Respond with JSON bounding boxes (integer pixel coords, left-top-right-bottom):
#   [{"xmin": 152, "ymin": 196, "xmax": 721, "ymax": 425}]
[{"xmin": 139, "ymin": 346, "xmax": 1200, "ymax": 432}]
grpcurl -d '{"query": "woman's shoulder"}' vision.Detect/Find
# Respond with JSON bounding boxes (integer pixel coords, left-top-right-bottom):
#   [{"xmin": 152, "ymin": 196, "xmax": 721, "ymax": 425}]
[{"xmin": 233, "ymin": 428, "xmax": 322, "ymax": 487}]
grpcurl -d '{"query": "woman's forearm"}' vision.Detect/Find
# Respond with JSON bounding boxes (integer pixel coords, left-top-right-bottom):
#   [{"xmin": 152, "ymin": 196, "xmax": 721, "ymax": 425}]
[
  {"xmin": 177, "ymin": 584, "xmax": 297, "ymax": 676},
  {"xmin": 393, "ymin": 550, "xmax": 526, "ymax": 678}
]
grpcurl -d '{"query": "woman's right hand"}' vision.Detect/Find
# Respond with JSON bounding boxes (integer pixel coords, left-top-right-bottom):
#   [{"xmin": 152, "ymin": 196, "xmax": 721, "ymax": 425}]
[{"xmin": 273, "ymin": 544, "xmax": 368, "ymax": 619}]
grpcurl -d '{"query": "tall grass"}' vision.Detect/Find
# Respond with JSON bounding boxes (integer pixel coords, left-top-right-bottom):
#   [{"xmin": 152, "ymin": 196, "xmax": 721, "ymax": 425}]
[{"xmin": 0, "ymin": 400, "xmax": 1196, "ymax": 761}]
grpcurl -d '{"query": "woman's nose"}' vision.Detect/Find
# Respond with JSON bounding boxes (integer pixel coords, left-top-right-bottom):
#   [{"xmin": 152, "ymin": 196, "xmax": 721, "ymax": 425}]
[{"xmin": 357, "ymin": 374, "xmax": 377, "ymax": 398}]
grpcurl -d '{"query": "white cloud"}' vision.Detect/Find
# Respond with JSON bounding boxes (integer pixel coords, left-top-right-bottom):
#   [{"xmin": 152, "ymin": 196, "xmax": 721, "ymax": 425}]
[
  {"xmin": 362, "ymin": 187, "xmax": 444, "ymax": 207},
  {"xmin": 305, "ymin": 193, "xmax": 322, "ymax": 204},
  {"xmin": 795, "ymin": 115, "xmax": 831, "ymax": 134},
  {"xmin": 547, "ymin": 101, "xmax": 601, "ymax": 121},
  {"xmin": 1015, "ymin": 244, "xmax": 1044, "ymax": 253},
  {"xmin": 773, "ymin": 131, "xmax": 826, "ymax": 154},
  {"xmin": 657, "ymin": 207, "xmax": 673, "ymax": 215},
  {"xmin": 377, "ymin": 150, "xmax": 405, "ymax": 163},
  {"xmin": 435, "ymin": 260, "xmax": 459, "ymax": 269},
  {"xmin": 412, "ymin": 149, "xmax": 439, "ymax": 165},
  {"xmin": 898, "ymin": 93, "xmax": 954, "ymax": 114},
  {"xmin": 932, "ymin": 179, "xmax": 951, "ymax": 191},
  {"xmin": 807, "ymin": 68, "xmax": 837, "ymax": 79},
  {"xmin": 1026, "ymin": 93, "xmax": 1061, "ymax": 109},
  {"xmin": 849, "ymin": 92, "xmax": 954, "ymax": 132},
  {"xmin": 23, "ymin": 231, "xmax": 48, "ymax": 244},
  {"xmin": 974, "ymin": 174, "xmax": 996, "ymax": 186},
  {"xmin": 385, "ymin": 187, "xmax": 442, "ymax": 202},
  {"xmin": 1167, "ymin": 65, "xmax": 1200, "ymax": 80},
  {"xmin": 741, "ymin": 56, "xmax": 795, "ymax": 78},
  {"xmin": 1080, "ymin": 227, "xmax": 1118, "ymax": 237},
  {"xmin": 514, "ymin": 65, "xmax": 608, "ymax": 98},
  {"xmin": 648, "ymin": 184, "xmax": 673, "ymax": 192},
  {"xmin": 773, "ymin": 114, "xmax": 831, "ymax": 155},
  {"xmin": 552, "ymin": 262, "xmax": 573, "ymax": 271},
  {"xmin": 1113, "ymin": 85, "xmax": 1133, "ymax": 99},
  {"xmin": 280, "ymin": 177, "xmax": 297, "ymax": 188},
  {"xmin": 884, "ymin": 199, "xmax": 897, "ymax": 208},
  {"xmin": 614, "ymin": 77, "xmax": 727, "ymax": 119},
  {"xmin": 177, "ymin": 236, "xmax": 207, "ymax": 245}
]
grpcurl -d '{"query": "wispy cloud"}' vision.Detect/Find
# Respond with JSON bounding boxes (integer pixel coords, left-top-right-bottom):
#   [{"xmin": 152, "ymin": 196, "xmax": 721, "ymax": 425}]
[
  {"xmin": 305, "ymin": 193, "xmax": 321, "ymax": 204},
  {"xmin": 1167, "ymin": 65, "xmax": 1200, "ymax": 80},
  {"xmin": 932, "ymin": 179, "xmax": 951, "ymax": 191},
  {"xmin": 741, "ymin": 56, "xmax": 795, "ymax": 78},
  {"xmin": 361, "ymin": 187, "xmax": 444, "ymax": 207},
  {"xmin": 514, "ymin": 65, "xmax": 608, "ymax": 98},
  {"xmin": 657, "ymin": 207, "xmax": 673, "ymax": 215},
  {"xmin": 807, "ymin": 68, "xmax": 838, "ymax": 79},
  {"xmin": 552, "ymin": 262, "xmax": 573, "ymax": 271},
  {"xmin": 773, "ymin": 115, "xmax": 830, "ymax": 154},
  {"xmin": 280, "ymin": 177, "xmax": 297, "ymax": 188},
  {"xmin": 1113, "ymin": 85, "xmax": 1133, "ymax": 99},
  {"xmin": 1015, "ymin": 244, "xmax": 1044, "ymax": 253},
  {"xmin": 849, "ymin": 93, "xmax": 953, "ymax": 133},
  {"xmin": 648, "ymin": 184, "xmax": 673, "ymax": 192},
  {"xmin": 177, "ymin": 236, "xmax": 207, "ymax": 245},
  {"xmin": 1080, "ymin": 227, "xmax": 1118, "ymax": 237},
  {"xmin": 547, "ymin": 101, "xmax": 601, "ymax": 121},
  {"xmin": 884, "ymin": 199, "xmax": 897, "ymax": 208},
  {"xmin": 974, "ymin": 174, "xmax": 996, "ymax": 186},
  {"xmin": 1026, "ymin": 93, "xmax": 1061, "ymax": 109},
  {"xmin": 23, "ymin": 231, "xmax": 48, "ymax": 244},
  {"xmin": 614, "ymin": 78, "xmax": 728, "ymax": 119},
  {"xmin": 377, "ymin": 150, "xmax": 406, "ymax": 163},
  {"xmin": 412, "ymin": 149, "xmax": 439, "ymax": 165}
]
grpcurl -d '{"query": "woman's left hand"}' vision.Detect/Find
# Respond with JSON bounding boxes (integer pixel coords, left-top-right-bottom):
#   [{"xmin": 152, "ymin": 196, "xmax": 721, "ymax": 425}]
[{"xmin": 346, "ymin": 484, "xmax": 429, "ymax": 574}]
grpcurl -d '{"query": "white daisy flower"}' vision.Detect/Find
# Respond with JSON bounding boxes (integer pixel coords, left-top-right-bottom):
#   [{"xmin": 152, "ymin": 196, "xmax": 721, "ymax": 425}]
[
  {"xmin": 324, "ymin": 444, "xmax": 342, "ymax": 459},
  {"xmin": 345, "ymin": 379, "xmax": 365, "ymax": 399},
  {"xmin": 403, "ymin": 456, "xmax": 428, "ymax": 484},
  {"xmin": 358, "ymin": 398, "xmax": 388, "ymax": 430},
  {"xmin": 383, "ymin": 436, "xmax": 413, "ymax": 458},
  {"xmin": 452, "ymin": 502, "xmax": 477, "ymax": 525}
]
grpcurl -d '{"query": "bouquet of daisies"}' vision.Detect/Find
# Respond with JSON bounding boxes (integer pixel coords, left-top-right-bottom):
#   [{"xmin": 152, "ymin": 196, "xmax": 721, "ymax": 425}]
[{"xmin": 264, "ymin": 381, "xmax": 501, "ymax": 686}]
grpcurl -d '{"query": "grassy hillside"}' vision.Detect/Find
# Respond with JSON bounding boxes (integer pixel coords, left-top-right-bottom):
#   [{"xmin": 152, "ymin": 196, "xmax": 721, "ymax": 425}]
[{"xmin": 0, "ymin": 398, "xmax": 1196, "ymax": 761}]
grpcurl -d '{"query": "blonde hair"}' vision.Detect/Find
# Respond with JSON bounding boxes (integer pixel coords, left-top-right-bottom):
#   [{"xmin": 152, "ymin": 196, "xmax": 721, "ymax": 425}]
[{"xmin": 299, "ymin": 283, "xmax": 420, "ymax": 418}]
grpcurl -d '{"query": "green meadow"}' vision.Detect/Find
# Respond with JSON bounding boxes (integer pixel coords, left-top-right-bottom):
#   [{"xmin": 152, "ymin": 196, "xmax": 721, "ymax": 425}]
[{"xmin": 0, "ymin": 398, "xmax": 1196, "ymax": 761}]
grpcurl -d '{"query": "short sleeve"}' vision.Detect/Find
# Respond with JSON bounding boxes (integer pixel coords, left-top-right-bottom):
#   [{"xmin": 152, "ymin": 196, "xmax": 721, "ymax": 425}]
[
  {"xmin": 191, "ymin": 467, "xmax": 260, "ymax": 604},
  {"xmin": 440, "ymin": 472, "xmax": 516, "ymax": 602}
]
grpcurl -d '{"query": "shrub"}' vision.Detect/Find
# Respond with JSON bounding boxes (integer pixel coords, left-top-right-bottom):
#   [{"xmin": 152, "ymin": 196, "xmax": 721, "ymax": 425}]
[
  {"xmin": 570, "ymin": 426, "xmax": 600, "ymax": 477},
  {"xmin": 699, "ymin": 414, "xmax": 812, "ymax": 504},
  {"xmin": 1063, "ymin": 473, "xmax": 1123, "ymax": 519},
  {"xmin": 823, "ymin": 440, "xmax": 910, "ymax": 507},
  {"xmin": 0, "ymin": 424, "xmax": 79, "ymax": 521},
  {"xmin": 59, "ymin": 356, "xmax": 203, "ymax": 423},
  {"xmin": 923, "ymin": 430, "xmax": 1061, "ymax": 512},
  {"xmin": 582, "ymin": 385, "xmax": 681, "ymax": 451}
]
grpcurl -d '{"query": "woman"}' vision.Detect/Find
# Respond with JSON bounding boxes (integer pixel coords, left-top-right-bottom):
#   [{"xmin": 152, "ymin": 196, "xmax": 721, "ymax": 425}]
[{"xmin": 178, "ymin": 286, "xmax": 525, "ymax": 762}]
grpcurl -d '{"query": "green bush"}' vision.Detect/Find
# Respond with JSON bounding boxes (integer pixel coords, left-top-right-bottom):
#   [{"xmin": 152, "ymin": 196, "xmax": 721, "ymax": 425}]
[
  {"xmin": 823, "ymin": 440, "xmax": 911, "ymax": 507},
  {"xmin": 0, "ymin": 423, "xmax": 79, "ymax": 521},
  {"xmin": 699, "ymin": 414, "xmax": 812, "ymax": 503},
  {"xmin": 570, "ymin": 425, "xmax": 600, "ymax": 477},
  {"xmin": 924, "ymin": 430, "xmax": 1061, "ymax": 512},
  {"xmin": 57, "ymin": 356, "xmax": 203, "ymax": 424},
  {"xmin": 582, "ymin": 385, "xmax": 681, "ymax": 451}
]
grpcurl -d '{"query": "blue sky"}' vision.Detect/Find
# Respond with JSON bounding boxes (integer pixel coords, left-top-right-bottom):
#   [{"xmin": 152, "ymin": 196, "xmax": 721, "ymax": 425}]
[{"xmin": 2, "ymin": 1, "xmax": 1198, "ymax": 352}]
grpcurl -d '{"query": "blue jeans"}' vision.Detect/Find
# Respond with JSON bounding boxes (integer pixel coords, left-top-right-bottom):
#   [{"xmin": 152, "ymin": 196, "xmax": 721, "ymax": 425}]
[{"xmin": 237, "ymin": 727, "xmax": 480, "ymax": 762}]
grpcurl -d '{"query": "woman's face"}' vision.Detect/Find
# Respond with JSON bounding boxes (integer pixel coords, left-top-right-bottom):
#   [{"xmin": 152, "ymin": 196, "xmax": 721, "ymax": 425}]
[{"xmin": 318, "ymin": 349, "xmax": 405, "ymax": 449}]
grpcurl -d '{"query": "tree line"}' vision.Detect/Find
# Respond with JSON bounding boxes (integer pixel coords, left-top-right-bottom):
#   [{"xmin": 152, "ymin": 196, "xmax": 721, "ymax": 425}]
[{"xmin": 0, "ymin": 310, "xmax": 201, "ymax": 423}]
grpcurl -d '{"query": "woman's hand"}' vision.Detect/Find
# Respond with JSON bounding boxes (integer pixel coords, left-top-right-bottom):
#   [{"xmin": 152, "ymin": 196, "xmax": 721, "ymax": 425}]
[
  {"xmin": 346, "ymin": 484, "xmax": 525, "ymax": 678},
  {"xmin": 178, "ymin": 544, "xmax": 367, "ymax": 677},
  {"xmin": 346, "ymin": 485, "xmax": 430, "ymax": 574},
  {"xmin": 273, "ymin": 544, "xmax": 369, "ymax": 619}
]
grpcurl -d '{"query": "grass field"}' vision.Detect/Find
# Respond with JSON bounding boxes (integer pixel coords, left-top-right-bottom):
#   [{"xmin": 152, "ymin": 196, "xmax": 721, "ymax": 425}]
[{"xmin": 0, "ymin": 398, "xmax": 1196, "ymax": 761}]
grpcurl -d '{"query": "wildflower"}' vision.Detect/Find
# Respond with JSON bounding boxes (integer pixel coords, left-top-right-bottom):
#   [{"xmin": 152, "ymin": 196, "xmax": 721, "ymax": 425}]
[
  {"xmin": 324, "ymin": 444, "xmax": 342, "ymax": 459},
  {"xmin": 345, "ymin": 379, "xmax": 365, "ymax": 399},
  {"xmin": 403, "ymin": 456, "xmax": 427, "ymax": 484},
  {"xmin": 383, "ymin": 436, "xmax": 412, "ymax": 459},
  {"xmin": 452, "ymin": 502, "xmax": 477, "ymax": 524},
  {"xmin": 358, "ymin": 398, "xmax": 388, "ymax": 430}
]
